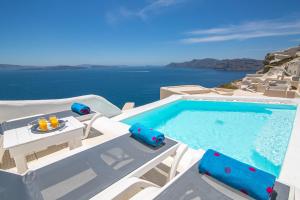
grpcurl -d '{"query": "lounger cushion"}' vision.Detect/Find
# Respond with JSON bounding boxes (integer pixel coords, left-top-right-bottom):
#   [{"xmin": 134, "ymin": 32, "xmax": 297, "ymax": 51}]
[{"xmin": 198, "ymin": 149, "xmax": 276, "ymax": 200}]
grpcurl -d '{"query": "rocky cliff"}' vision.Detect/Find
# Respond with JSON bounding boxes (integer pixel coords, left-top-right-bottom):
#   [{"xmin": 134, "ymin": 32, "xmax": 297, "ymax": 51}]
[
  {"xmin": 220, "ymin": 45, "xmax": 300, "ymax": 90},
  {"xmin": 258, "ymin": 46, "xmax": 300, "ymax": 75}
]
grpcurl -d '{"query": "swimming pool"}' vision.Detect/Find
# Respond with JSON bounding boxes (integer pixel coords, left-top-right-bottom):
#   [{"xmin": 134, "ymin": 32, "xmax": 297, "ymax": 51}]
[{"xmin": 123, "ymin": 100, "xmax": 297, "ymax": 177}]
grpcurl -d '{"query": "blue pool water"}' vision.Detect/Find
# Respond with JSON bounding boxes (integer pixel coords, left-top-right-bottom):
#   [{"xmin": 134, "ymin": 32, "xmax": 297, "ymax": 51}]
[{"xmin": 123, "ymin": 100, "xmax": 297, "ymax": 177}]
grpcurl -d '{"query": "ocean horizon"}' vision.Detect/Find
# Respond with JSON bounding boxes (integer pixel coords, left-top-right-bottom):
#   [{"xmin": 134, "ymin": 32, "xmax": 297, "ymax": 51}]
[{"xmin": 0, "ymin": 66, "xmax": 251, "ymax": 107}]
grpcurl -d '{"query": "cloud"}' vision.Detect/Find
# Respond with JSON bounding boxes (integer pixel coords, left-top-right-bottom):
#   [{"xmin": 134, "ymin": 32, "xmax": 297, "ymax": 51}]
[
  {"xmin": 137, "ymin": 0, "xmax": 185, "ymax": 19},
  {"xmin": 181, "ymin": 19, "xmax": 300, "ymax": 44},
  {"xmin": 105, "ymin": 7, "xmax": 133, "ymax": 25},
  {"xmin": 106, "ymin": 0, "xmax": 186, "ymax": 25}
]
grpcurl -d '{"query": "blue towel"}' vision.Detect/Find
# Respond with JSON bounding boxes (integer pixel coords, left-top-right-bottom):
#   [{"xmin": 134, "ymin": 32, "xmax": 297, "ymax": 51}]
[
  {"xmin": 71, "ymin": 103, "xmax": 91, "ymax": 115},
  {"xmin": 198, "ymin": 149, "xmax": 276, "ymax": 200},
  {"xmin": 129, "ymin": 123, "xmax": 165, "ymax": 147}
]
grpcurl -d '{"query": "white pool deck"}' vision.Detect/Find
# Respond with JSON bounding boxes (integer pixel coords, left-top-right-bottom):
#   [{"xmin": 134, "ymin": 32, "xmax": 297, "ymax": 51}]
[{"xmin": 114, "ymin": 94, "xmax": 300, "ymax": 189}]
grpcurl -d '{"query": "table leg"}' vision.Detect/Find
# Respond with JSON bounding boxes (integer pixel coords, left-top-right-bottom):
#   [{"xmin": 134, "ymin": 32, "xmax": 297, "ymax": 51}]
[
  {"xmin": 68, "ymin": 137, "xmax": 82, "ymax": 150},
  {"xmin": 14, "ymin": 154, "xmax": 28, "ymax": 174}
]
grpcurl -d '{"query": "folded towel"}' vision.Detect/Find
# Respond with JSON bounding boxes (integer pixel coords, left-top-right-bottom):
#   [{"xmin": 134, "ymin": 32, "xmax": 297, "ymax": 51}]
[
  {"xmin": 71, "ymin": 103, "xmax": 91, "ymax": 115},
  {"xmin": 198, "ymin": 149, "xmax": 276, "ymax": 200},
  {"xmin": 129, "ymin": 123, "xmax": 165, "ymax": 147}
]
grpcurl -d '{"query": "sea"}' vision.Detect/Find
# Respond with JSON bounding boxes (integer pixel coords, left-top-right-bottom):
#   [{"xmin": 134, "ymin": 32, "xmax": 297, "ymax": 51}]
[{"xmin": 0, "ymin": 67, "xmax": 251, "ymax": 107}]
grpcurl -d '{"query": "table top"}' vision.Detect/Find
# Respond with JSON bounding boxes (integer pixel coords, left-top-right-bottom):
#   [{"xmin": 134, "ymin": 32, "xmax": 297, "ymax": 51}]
[
  {"xmin": 1, "ymin": 110, "xmax": 95, "ymax": 132},
  {"xmin": 3, "ymin": 116, "xmax": 84, "ymax": 149}
]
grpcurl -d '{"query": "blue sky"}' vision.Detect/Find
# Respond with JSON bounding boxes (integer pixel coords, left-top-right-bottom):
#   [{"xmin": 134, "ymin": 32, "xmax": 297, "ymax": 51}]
[{"xmin": 1, "ymin": 0, "xmax": 300, "ymax": 66}]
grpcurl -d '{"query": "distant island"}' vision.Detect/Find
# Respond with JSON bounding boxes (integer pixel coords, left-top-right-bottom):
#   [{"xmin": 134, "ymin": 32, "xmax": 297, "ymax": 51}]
[{"xmin": 166, "ymin": 58, "xmax": 263, "ymax": 71}]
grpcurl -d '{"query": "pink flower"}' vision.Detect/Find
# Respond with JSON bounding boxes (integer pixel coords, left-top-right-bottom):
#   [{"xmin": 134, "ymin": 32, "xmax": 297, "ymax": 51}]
[
  {"xmin": 249, "ymin": 167, "xmax": 256, "ymax": 172},
  {"xmin": 224, "ymin": 167, "xmax": 231, "ymax": 174},
  {"xmin": 266, "ymin": 187, "xmax": 273, "ymax": 194},
  {"xmin": 214, "ymin": 152, "xmax": 220, "ymax": 157}
]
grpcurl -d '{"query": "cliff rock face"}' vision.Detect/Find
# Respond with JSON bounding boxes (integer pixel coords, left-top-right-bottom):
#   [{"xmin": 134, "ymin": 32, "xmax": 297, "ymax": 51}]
[
  {"xmin": 260, "ymin": 46, "xmax": 300, "ymax": 75},
  {"xmin": 166, "ymin": 58, "xmax": 263, "ymax": 71}
]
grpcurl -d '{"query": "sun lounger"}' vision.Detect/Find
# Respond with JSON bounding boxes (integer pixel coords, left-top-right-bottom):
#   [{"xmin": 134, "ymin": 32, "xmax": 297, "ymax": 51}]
[
  {"xmin": 0, "ymin": 114, "xmax": 128, "ymax": 167},
  {"xmin": 0, "ymin": 95, "xmax": 135, "ymax": 163},
  {"xmin": 0, "ymin": 133, "xmax": 178, "ymax": 200},
  {"xmin": 97, "ymin": 144, "xmax": 188, "ymax": 199},
  {"xmin": 0, "ymin": 110, "xmax": 98, "ymax": 164},
  {"xmin": 0, "ymin": 109, "xmax": 133, "ymax": 165},
  {"xmin": 0, "ymin": 95, "xmax": 122, "ymax": 123},
  {"xmin": 152, "ymin": 162, "xmax": 294, "ymax": 200}
]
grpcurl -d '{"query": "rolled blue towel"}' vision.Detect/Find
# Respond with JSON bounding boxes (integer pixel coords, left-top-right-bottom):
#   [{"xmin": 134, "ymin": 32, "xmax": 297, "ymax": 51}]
[
  {"xmin": 71, "ymin": 103, "xmax": 91, "ymax": 115},
  {"xmin": 198, "ymin": 149, "xmax": 276, "ymax": 200},
  {"xmin": 129, "ymin": 123, "xmax": 165, "ymax": 147}
]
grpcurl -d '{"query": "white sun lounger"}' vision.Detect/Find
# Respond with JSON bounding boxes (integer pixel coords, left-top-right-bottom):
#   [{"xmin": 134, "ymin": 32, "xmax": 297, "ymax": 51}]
[
  {"xmin": 0, "ymin": 133, "xmax": 182, "ymax": 200},
  {"xmin": 0, "ymin": 94, "xmax": 135, "ymax": 163},
  {"xmin": 0, "ymin": 95, "xmax": 122, "ymax": 123},
  {"xmin": 130, "ymin": 159, "xmax": 297, "ymax": 200},
  {"xmin": 94, "ymin": 144, "xmax": 188, "ymax": 200}
]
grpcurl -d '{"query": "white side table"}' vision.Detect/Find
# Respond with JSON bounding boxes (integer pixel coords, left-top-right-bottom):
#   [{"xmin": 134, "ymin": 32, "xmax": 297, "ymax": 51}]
[{"xmin": 3, "ymin": 116, "xmax": 84, "ymax": 173}]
